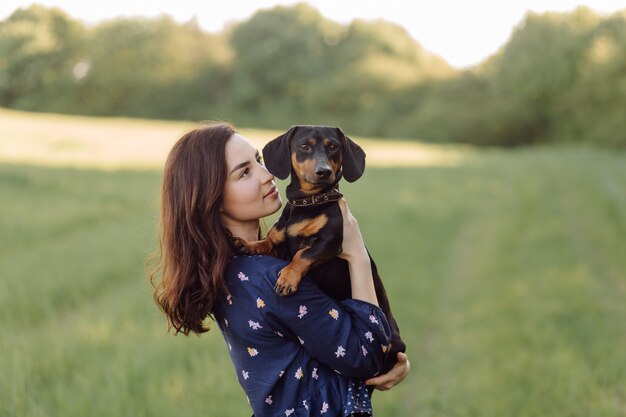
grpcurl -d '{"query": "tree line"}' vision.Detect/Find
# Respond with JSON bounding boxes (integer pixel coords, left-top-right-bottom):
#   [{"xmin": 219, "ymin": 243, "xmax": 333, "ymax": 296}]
[{"xmin": 1, "ymin": 4, "xmax": 624, "ymax": 146}]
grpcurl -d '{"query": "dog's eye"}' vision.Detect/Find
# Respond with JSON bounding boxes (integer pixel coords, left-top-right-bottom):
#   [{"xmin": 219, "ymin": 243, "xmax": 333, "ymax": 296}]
[
  {"xmin": 327, "ymin": 144, "xmax": 338, "ymax": 151},
  {"xmin": 299, "ymin": 144, "xmax": 310, "ymax": 151}
]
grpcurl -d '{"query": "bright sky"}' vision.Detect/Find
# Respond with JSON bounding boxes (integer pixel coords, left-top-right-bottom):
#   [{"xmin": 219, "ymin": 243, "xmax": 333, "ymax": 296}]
[{"xmin": 1, "ymin": 0, "xmax": 624, "ymax": 68}]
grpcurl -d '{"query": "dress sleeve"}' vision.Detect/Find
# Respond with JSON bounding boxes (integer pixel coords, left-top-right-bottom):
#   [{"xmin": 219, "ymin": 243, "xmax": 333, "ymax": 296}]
[{"xmin": 261, "ymin": 262, "xmax": 392, "ymax": 378}]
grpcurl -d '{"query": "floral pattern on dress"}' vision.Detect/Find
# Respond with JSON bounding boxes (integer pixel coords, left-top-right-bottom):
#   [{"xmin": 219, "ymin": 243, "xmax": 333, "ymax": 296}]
[
  {"xmin": 248, "ymin": 320, "xmax": 263, "ymax": 330},
  {"xmin": 335, "ymin": 346, "xmax": 346, "ymax": 358},
  {"xmin": 215, "ymin": 255, "xmax": 392, "ymax": 417}
]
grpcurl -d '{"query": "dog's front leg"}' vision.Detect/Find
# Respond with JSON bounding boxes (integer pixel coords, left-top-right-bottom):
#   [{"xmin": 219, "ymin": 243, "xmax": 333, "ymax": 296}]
[
  {"xmin": 274, "ymin": 246, "xmax": 314, "ymax": 296},
  {"xmin": 274, "ymin": 233, "xmax": 341, "ymax": 296},
  {"xmin": 233, "ymin": 224, "xmax": 286, "ymax": 256}
]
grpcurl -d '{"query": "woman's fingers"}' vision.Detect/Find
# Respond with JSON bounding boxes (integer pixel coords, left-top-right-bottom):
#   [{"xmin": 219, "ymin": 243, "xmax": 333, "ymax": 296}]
[
  {"xmin": 338, "ymin": 198, "xmax": 350, "ymax": 219},
  {"xmin": 365, "ymin": 352, "xmax": 410, "ymax": 391}
]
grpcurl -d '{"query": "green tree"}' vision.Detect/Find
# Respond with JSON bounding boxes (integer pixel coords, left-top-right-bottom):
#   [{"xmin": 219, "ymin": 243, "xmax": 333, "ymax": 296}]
[
  {"xmin": 228, "ymin": 4, "xmax": 454, "ymax": 132},
  {"xmin": 77, "ymin": 16, "xmax": 233, "ymax": 118},
  {"xmin": 1, "ymin": 3, "xmax": 623, "ymax": 146},
  {"xmin": 486, "ymin": 7, "xmax": 599, "ymax": 144},
  {"xmin": 0, "ymin": 5, "xmax": 85, "ymax": 110},
  {"xmin": 551, "ymin": 10, "xmax": 626, "ymax": 146},
  {"xmin": 305, "ymin": 19, "xmax": 454, "ymax": 134},
  {"xmin": 228, "ymin": 3, "xmax": 339, "ymax": 126}
]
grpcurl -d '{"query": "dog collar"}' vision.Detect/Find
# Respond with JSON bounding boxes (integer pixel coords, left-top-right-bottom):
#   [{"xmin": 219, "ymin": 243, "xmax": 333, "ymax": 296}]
[{"xmin": 288, "ymin": 189, "xmax": 344, "ymax": 207}]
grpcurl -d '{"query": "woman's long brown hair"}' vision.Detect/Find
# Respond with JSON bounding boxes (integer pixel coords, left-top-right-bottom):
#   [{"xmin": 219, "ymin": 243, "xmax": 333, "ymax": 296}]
[{"xmin": 149, "ymin": 122, "xmax": 236, "ymax": 335}]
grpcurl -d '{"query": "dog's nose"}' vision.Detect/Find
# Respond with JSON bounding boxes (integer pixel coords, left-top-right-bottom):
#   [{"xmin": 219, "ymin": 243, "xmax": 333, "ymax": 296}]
[{"xmin": 316, "ymin": 167, "xmax": 332, "ymax": 179}]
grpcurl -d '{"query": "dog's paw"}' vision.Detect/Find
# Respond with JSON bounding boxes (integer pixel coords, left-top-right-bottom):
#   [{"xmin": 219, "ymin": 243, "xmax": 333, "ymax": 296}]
[
  {"xmin": 274, "ymin": 266, "xmax": 302, "ymax": 296},
  {"xmin": 232, "ymin": 237, "xmax": 251, "ymax": 254},
  {"xmin": 233, "ymin": 237, "xmax": 275, "ymax": 256}
]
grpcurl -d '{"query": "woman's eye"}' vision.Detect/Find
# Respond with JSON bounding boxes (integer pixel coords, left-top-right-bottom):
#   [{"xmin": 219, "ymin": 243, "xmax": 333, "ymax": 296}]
[{"xmin": 240, "ymin": 168, "xmax": 250, "ymax": 178}]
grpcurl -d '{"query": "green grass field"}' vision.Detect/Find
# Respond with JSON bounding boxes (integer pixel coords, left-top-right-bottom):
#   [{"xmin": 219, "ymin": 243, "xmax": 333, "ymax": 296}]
[{"xmin": 1, "ymin": 110, "xmax": 626, "ymax": 416}]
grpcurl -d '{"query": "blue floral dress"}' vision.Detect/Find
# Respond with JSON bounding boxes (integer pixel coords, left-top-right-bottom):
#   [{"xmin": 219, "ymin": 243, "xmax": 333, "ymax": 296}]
[{"xmin": 214, "ymin": 255, "xmax": 392, "ymax": 417}]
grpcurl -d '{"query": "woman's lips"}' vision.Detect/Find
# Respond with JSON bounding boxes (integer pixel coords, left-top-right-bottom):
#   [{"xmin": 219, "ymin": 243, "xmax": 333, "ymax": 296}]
[{"xmin": 264, "ymin": 186, "xmax": 278, "ymax": 198}]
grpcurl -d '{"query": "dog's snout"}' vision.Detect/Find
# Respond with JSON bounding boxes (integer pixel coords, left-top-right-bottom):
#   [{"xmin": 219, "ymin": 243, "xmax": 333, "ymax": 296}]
[{"xmin": 315, "ymin": 166, "xmax": 332, "ymax": 179}]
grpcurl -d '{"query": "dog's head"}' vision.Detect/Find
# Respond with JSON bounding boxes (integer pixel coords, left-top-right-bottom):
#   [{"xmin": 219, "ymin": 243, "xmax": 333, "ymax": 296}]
[{"xmin": 262, "ymin": 126, "xmax": 366, "ymax": 192}]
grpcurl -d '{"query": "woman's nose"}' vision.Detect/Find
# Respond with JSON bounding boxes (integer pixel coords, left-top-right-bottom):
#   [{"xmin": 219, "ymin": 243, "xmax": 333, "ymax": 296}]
[{"xmin": 260, "ymin": 163, "xmax": 274, "ymax": 183}]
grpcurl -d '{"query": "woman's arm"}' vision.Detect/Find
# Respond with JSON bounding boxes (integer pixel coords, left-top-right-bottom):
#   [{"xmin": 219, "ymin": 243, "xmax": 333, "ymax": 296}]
[
  {"xmin": 339, "ymin": 199, "xmax": 412, "ymax": 391},
  {"xmin": 262, "ymin": 271, "xmax": 391, "ymax": 378},
  {"xmin": 336, "ymin": 199, "xmax": 378, "ymax": 306}
]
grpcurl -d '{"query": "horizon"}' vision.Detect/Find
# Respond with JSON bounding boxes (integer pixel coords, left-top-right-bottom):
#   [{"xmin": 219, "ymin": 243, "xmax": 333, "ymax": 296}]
[{"xmin": 1, "ymin": 1, "xmax": 624, "ymax": 68}]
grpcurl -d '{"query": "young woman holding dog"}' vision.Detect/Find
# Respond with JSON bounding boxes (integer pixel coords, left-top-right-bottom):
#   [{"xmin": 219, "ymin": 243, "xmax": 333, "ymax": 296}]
[{"xmin": 150, "ymin": 122, "xmax": 410, "ymax": 417}]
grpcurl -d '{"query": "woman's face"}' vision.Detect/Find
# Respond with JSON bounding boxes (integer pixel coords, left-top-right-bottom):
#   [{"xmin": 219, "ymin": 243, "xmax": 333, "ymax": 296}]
[{"xmin": 221, "ymin": 133, "xmax": 282, "ymax": 225}]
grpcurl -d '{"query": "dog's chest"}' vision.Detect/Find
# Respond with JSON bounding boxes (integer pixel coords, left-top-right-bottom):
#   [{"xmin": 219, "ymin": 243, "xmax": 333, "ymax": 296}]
[{"xmin": 281, "ymin": 204, "xmax": 342, "ymax": 251}]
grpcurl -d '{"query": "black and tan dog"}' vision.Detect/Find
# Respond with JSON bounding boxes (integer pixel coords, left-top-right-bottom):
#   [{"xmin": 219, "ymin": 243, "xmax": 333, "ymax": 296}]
[{"xmin": 235, "ymin": 125, "xmax": 405, "ymax": 373}]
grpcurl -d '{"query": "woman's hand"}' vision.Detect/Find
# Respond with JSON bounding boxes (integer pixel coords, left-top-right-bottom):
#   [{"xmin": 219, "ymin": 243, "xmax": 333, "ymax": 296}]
[
  {"xmin": 336, "ymin": 198, "xmax": 368, "ymax": 263},
  {"xmin": 365, "ymin": 352, "xmax": 411, "ymax": 391}
]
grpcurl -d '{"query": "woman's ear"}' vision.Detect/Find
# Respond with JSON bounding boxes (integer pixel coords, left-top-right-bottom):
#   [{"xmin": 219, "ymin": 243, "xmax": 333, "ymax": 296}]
[
  {"xmin": 262, "ymin": 127, "xmax": 297, "ymax": 180},
  {"xmin": 336, "ymin": 128, "xmax": 366, "ymax": 182}
]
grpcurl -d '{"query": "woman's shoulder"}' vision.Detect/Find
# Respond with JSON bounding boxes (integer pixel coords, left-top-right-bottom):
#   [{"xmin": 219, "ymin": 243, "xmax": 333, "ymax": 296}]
[
  {"xmin": 226, "ymin": 255, "xmax": 288, "ymax": 287},
  {"xmin": 228, "ymin": 254, "xmax": 288, "ymax": 270}
]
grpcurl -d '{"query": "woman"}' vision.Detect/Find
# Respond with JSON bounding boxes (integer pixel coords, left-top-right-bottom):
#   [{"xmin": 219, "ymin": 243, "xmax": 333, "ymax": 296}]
[{"xmin": 150, "ymin": 122, "xmax": 410, "ymax": 417}]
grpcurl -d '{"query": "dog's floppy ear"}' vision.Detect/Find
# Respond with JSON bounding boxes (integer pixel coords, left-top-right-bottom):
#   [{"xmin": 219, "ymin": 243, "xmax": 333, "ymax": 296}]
[
  {"xmin": 262, "ymin": 126, "xmax": 297, "ymax": 180},
  {"xmin": 336, "ymin": 127, "xmax": 366, "ymax": 182}
]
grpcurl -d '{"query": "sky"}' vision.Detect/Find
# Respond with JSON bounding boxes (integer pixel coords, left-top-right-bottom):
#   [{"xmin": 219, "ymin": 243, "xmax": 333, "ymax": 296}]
[{"xmin": 1, "ymin": 0, "xmax": 624, "ymax": 68}]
